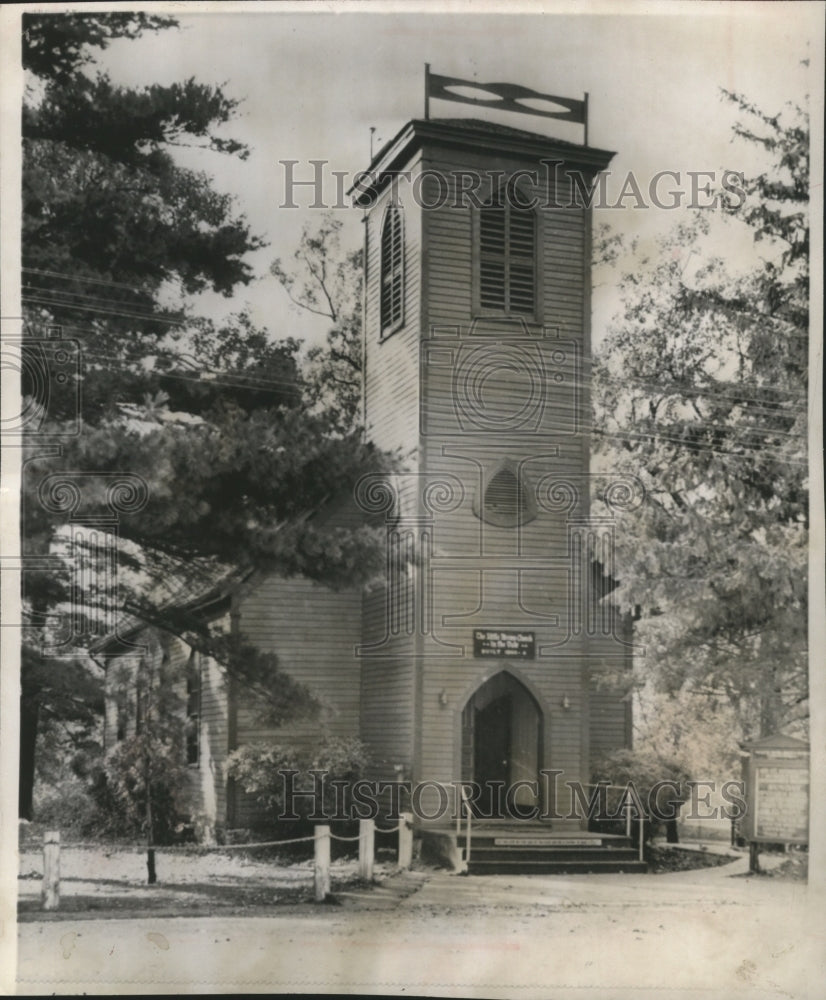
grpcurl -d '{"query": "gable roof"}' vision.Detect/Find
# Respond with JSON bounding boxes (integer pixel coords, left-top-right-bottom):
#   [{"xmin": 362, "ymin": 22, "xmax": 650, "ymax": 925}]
[
  {"xmin": 88, "ymin": 564, "xmax": 252, "ymax": 658},
  {"xmin": 740, "ymin": 732, "xmax": 810, "ymax": 751}
]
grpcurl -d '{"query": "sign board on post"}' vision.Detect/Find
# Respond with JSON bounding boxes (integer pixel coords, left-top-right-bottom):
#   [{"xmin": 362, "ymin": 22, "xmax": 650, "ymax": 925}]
[
  {"xmin": 473, "ymin": 629, "xmax": 535, "ymax": 659},
  {"xmin": 740, "ymin": 734, "xmax": 809, "ymax": 846}
]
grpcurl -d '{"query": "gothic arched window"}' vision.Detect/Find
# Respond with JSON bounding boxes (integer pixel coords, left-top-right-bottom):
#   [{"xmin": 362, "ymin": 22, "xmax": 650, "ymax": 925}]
[{"xmin": 380, "ymin": 205, "xmax": 404, "ymax": 334}]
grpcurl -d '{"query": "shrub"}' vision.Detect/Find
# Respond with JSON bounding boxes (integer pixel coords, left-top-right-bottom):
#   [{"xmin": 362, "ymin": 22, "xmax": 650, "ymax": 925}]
[
  {"xmin": 226, "ymin": 735, "xmax": 370, "ymax": 822},
  {"xmin": 590, "ymin": 747, "xmax": 692, "ymax": 846},
  {"xmin": 32, "ymin": 777, "xmax": 99, "ymax": 836},
  {"xmin": 92, "ymin": 735, "xmax": 189, "ymax": 844}
]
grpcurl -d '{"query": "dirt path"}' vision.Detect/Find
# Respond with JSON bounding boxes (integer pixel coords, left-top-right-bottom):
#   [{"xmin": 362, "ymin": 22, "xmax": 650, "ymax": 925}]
[{"xmin": 16, "ymin": 863, "xmax": 823, "ymax": 997}]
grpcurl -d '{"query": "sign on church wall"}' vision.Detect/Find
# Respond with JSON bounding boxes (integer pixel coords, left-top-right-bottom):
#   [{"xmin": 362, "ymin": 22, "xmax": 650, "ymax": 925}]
[{"xmin": 473, "ymin": 629, "xmax": 535, "ymax": 659}]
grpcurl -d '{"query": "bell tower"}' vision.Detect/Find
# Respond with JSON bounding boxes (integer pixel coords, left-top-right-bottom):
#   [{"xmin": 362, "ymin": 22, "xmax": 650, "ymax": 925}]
[{"xmin": 355, "ymin": 75, "xmax": 632, "ymax": 831}]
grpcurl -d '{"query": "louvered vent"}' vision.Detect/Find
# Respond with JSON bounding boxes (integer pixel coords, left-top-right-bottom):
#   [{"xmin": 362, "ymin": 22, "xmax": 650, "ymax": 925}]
[
  {"xmin": 473, "ymin": 461, "xmax": 537, "ymax": 527},
  {"xmin": 380, "ymin": 206, "xmax": 404, "ymax": 332},
  {"xmin": 485, "ymin": 468, "xmax": 527, "ymax": 519},
  {"xmin": 508, "ymin": 209, "xmax": 535, "ymax": 314},
  {"xmin": 479, "ymin": 192, "xmax": 535, "ymax": 315},
  {"xmin": 480, "ymin": 207, "xmax": 506, "ymax": 309}
]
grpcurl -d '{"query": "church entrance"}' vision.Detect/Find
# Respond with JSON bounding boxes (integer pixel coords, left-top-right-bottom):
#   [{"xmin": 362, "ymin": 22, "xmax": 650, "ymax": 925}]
[{"xmin": 461, "ymin": 671, "xmax": 543, "ymax": 818}]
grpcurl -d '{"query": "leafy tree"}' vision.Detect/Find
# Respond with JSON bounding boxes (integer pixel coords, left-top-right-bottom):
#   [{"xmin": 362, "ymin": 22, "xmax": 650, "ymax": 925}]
[
  {"xmin": 19, "ymin": 14, "xmax": 390, "ymax": 820},
  {"xmin": 101, "ymin": 645, "xmax": 190, "ymax": 879},
  {"xmin": 271, "ymin": 215, "xmax": 364, "ymax": 432},
  {"xmin": 593, "ymin": 689, "xmax": 743, "ymax": 844},
  {"xmin": 593, "ymin": 92, "xmax": 809, "ymax": 743}
]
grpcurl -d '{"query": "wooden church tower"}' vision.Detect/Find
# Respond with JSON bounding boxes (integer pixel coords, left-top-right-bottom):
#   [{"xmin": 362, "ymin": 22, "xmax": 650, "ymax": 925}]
[{"xmin": 354, "ymin": 72, "xmax": 635, "ymax": 856}]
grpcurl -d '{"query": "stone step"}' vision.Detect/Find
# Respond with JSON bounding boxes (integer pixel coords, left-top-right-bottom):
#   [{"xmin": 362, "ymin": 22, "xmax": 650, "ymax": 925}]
[
  {"xmin": 466, "ymin": 846, "xmax": 641, "ymax": 863},
  {"xmin": 458, "ymin": 834, "xmax": 635, "ymax": 849},
  {"xmin": 467, "ymin": 858, "xmax": 649, "ymax": 875}
]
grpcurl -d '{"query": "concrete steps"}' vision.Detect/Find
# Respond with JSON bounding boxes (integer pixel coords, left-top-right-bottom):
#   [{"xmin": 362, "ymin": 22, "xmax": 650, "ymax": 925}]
[{"xmin": 456, "ymin": 823, "xmax": 648, "ymax": 875}]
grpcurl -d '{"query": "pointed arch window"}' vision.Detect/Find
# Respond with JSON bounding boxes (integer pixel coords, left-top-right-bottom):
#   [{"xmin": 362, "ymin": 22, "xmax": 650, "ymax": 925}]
[
  {"xmin": 473, "ymin": 460, "xmax": 537, "ymax": 528},
  {"xmin": 380, "ymin": 205, "xmax": 404, "ymax": 335},
  {"xmin": 478, "ymin": 182, "xmax": 537, "ymax": 316}
]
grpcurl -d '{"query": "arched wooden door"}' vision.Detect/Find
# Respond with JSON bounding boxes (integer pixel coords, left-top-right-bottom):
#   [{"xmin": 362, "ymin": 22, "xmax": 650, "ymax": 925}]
[{"xmin": 461, "ymin": 671, "xmax": 543, "ymax": 817}]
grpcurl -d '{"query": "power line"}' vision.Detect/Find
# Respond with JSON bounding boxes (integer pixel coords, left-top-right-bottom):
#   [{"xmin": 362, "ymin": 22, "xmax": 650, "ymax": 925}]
[
  {"xmin": 64, "ymin": 346, "xmax": 306, "ymax": 394},
  {"xmin": 20, "ymin": 331, "xmax": 808, "ymax": 454},
  {"xmin": 22, "ymin": 266, "xmax": 155, "ymax": 295},
  {"xmin": 23, "ymin": 283, "xmax": 157, "ymax": 309},
  {"xmin": 74, "ymin": 344, "xmax": 808, "ymax": 436},
  {"xmin": 592, "ymin": 428, "xmax": 808, "ymax": 467},
  {"xmin": 22, "ymin": 294, "xmax": 187, "ymax": 327},
  {"xmin": 22, "ymin": 292, "xmax": 186, "ymax": 326}
]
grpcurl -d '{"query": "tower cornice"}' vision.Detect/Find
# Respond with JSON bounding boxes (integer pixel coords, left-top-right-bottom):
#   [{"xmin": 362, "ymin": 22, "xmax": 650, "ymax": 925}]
[{"xmin": 351, "ymin": 117, "xmax": 616, "ymax": 205}]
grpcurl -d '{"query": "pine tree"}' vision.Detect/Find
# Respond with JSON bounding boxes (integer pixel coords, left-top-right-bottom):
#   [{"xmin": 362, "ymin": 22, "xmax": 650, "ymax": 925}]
[{"xmin": 19, "ymin": 13, "xmax": 390, "ymax": 818}]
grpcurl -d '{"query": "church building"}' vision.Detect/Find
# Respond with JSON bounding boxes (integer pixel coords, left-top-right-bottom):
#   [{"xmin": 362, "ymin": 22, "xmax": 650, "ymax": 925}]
[{"xmin": 103, "ymin": 74, "xmax": 639, "ymax": 870}]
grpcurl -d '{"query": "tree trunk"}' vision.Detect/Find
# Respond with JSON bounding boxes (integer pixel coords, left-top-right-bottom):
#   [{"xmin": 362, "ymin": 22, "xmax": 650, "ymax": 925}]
[
  {"xmin": 145, "ymin": 741, "xmax": 157, "ymax": 884},
  {"xmin": 760, "ymin": 665, "xmax": 780, "ymax": 737},
  {"xmin": 146, "ymin": 848, "xmax": 157, "ymax": 884},
  {"xmin": 665, "ymin": 818, "xmax": 680, "ymax": 843},
  {"xmin": 19, "ymin": 698, "xmax": 39, "ymax": 820}
]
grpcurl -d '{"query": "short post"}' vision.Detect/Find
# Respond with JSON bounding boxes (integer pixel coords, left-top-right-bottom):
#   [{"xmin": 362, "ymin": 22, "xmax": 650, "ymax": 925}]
[
  {"xmin": 749, "ymin": 841, "xmax": 760, "ymax": 873},
  {"xmin": 398, "ymin": 812, "xmax": 413, "ymax": 870},
  {"xmin": 42, "ymin": 831, "xmax": 60, "ymax": 911},
  {"xmin": 638, "ymin": 814, "xmax": 644, "ymax": 863},
  {"xmin": 359, "ymin": 818, "xmax": 375, "ymax": 880},
  {"xmin": 314, "ymin": 825, "xmax": 331, "ymax": 901},
  {"xmin": 625, "ymin": 803, "xmax": 632, "ymax": 839}
]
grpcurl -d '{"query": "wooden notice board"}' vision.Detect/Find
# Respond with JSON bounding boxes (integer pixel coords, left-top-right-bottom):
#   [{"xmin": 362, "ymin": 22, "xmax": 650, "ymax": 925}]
[{"xmin": 740, "ymin": 735, "xmax": 809, "ymax": 845}]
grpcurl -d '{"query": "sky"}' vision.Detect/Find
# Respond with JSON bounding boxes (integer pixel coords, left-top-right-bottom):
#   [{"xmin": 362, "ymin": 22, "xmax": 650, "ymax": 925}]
[{"xmin": 76, "ymin": 1, "xmax": 821, "ymax": 352}]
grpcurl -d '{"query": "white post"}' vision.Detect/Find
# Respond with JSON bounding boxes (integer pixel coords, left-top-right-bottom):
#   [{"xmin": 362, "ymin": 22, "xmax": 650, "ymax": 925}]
[
  {"xmin": 314, "ymin": 825, "xmax": 331, "ymax": 901},
  {"xmin": 625, "ymin": 803, "xmax": 631, "ymax": 839},
  {"xmin": 42, "ymin": 831, "xmax": 60, "ymax": 911},
  {"xmin": 398, "ymin": 812, "xmax": 413, "ymax": 870},
  {"xmin": 359, "ymin": 818, "xmax": 375, "ymax": 880},
  {"xmin": 464, "ymin": 790, "xmax": 471, "ymax": 866}
]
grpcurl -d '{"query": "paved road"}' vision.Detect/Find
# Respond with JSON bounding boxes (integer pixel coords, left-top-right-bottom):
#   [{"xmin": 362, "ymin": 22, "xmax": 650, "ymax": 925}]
[{"xmin": 15, "ymin": 869, "xmax": 823, "ymax": 998}]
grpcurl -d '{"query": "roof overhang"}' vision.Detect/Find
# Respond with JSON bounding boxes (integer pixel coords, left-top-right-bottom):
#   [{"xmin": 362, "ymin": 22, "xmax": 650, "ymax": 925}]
[{"xmin": 351, "ymin": 117, "xmax": 616, "ymax": 206}]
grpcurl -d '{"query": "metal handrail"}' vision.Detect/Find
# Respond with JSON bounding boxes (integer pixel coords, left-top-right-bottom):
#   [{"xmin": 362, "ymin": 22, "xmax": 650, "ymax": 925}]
[
  {"xmin": 583, "ymin": 781, "xmax": 646, "ymax": 862},
  {"xmin": 460, "ymin": 783, "xmax": 472, "ymax": 866}
]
